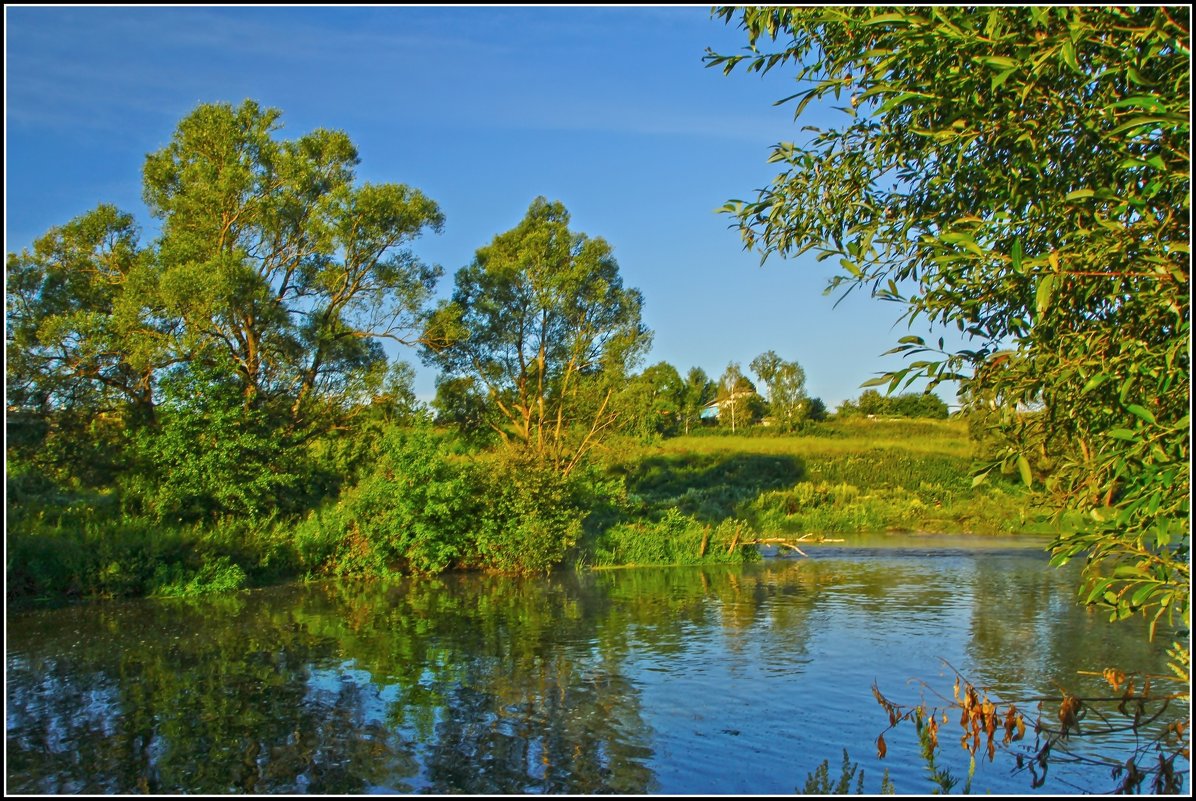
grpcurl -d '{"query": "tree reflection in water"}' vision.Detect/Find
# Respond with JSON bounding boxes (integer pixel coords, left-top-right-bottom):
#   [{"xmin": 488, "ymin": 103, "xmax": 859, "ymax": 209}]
[
  {"xmin": 7, "ymin": 574, "xmax": 659, "ymax": 793},
  {"xmin": 7, "ymin": 544, "xmax": 1184, "ymax": 794}
]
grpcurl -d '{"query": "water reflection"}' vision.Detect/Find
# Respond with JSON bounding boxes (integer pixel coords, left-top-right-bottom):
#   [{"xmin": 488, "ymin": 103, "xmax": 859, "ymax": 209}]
[{"xmin": 6, "ymin": 538, "xmax": 1185, "ymax": 794}]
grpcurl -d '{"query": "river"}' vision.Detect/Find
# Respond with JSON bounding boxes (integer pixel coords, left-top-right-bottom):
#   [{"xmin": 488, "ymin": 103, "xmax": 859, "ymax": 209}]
[{"xmin": 6, "ymin": 534, "xmax": 1187, "ymax": 794}]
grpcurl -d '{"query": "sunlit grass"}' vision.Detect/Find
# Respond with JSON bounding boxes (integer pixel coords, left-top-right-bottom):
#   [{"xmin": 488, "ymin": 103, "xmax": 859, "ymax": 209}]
[
  {"xmin": 582, "ymin": 418, "xmax": 1058, "ymax": 567},
  {"xmin": 599, "ymin": 418, "xmax": 974, "ymax": 462}
]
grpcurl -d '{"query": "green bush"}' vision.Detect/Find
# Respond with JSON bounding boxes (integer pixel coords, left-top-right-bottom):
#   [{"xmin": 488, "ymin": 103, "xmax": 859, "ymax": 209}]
[
  {"xmin": 5, "ymin": 506, "xmax": 305, "ymax": 603},
  {"xmin": 306, "ymin": 430, "xmax": 591, "ymax": 577},
  {"xmin": 132, "ymin": 361, "xmax": 309, "ymax": 523},
  {"xmin": 315, "ymin": 427, "xmax": 475, "ymax": 577},
  {"xmin": 585, "ymin": 509, "xmax": 759, "ymax": 567},
  {"xmin": 467, "ymin": 452, "xmax": 586, "ymax": 575},
  {"xmin": 151, "ymin": 555, "xmax": 247, "ymax": 597}
]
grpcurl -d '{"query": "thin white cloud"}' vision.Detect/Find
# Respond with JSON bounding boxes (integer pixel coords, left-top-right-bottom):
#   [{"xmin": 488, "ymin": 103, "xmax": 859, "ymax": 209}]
[{"xmin": 7, "ymin": 7, "xmax": 792, "ymax": 144}]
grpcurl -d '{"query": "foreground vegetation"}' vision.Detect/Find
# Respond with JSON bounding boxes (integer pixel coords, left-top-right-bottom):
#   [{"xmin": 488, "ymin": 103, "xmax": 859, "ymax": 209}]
[
  {"xmin": 8, "ymin": 417, "xmax": 1057, "ymax": 603},
  {"xmin": 709, "ymin": 6, "xmax": 1188, "ymax": 792},
  {"xmin": 596, "ymin": 420, "xmax": 1062, "ymax": 555}
]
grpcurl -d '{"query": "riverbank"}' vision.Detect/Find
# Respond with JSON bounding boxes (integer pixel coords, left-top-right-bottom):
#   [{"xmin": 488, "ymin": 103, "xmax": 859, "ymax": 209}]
[
  {"xmin": 7, "ymin": 419, "xmax": 1067, "ymax": 602},
  {"xmin": 580, "ymin": 419, "xmax": 1064, "ymax": 567}
]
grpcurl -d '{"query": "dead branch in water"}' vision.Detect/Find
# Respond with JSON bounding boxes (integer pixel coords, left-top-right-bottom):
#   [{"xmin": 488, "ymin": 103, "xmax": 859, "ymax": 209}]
[{"xmin": 744, "ymin": 534, "xmax": 846, "ymax": 557}]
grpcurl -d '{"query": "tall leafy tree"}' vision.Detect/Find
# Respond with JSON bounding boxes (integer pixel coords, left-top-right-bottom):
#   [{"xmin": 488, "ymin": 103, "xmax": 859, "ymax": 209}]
[
  {"xmin": 680, "ymin": 366, "xmax": 716, "ymax": 434},
  {"xmin": 716, "ymin": 362, "xmax": 763, "ymax": 432},
  {"xmin": 840, "ymin": 389, "xmax": 949, "ymax": 419},
  {"xmin": 143, "ymin": 99, "xmax": 444, "ymax": 429},
  {"xmin": 750, "ymin": 350, "xmax": 808, "ymax": 432},
  {"xmin": 6, "ymin": 205, "xmax": 175, "ymax": 489},
  {"xmin": 617, "ymin": 361, "xmax": 685, "ymax": 439},
  {"xmin": 7, "ymin": 101, "xmax": 446, "ymax": 513},
  {"xmin": 709, "ymin": 7, "xmax": 1189, "ymax": 642},
  {"xmin": 7, "ymin": 205, "xmax": 167, "ymax": 423},
  {"xmin": 432, "ymin": 374, "xmax": 502, "ymax": 447},
  {"xmin": 424, "ymin": 197, "xmax": 651, "ymax": 473}
]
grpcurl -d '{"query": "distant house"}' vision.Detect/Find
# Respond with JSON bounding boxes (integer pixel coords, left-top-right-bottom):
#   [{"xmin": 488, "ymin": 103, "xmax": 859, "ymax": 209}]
[
  {"xmin": 703, "ymin": 387, "xmax": 756, "ymax": 415},
  {"xmin": 704, "ymin": 387, "xmax": 764, "ymax": 428}
]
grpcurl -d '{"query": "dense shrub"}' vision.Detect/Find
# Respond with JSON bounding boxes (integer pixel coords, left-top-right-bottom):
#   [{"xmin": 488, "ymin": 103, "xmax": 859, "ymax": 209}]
[
  {"xmin": 467, "ymin": 452, "xmax": 587, "ymax": 575},
  {"xmin": 5, "ymin": 517, "xmax": 266, "ymax": 601},
  {"xmin": 306, "ymin": 430, "xmax": 593, "ymax": 577},
  {"xmin": 132, "ymin": 361, "xmax": 309, "ymax": 522},
  {"xmin": 585, "ymin": 509, "xmax": 759, "ymax": 567},
  {"xmin": 311, "ymin": 428, "xmax": 476, "ymax": 577}
]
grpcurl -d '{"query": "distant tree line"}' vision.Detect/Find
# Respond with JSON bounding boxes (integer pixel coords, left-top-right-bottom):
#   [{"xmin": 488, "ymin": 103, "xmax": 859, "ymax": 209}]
[{"xmin": 837, "ymin": 389, "xmax": 950, "ymax": 420}]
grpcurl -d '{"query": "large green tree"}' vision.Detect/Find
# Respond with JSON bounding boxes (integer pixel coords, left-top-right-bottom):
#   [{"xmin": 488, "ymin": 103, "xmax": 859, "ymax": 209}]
[
  {"xmin": 709, "ymin": 7, "xmax": 1189, "ymax": 640},
  {"xmin": 839, "ymin": 389, "xmax": 949, "ymax": 420},
  {"xmin": 7, "ymin": 205, "xmax": 170, "ymax": 490},
  {"xmin": 617, "ymin": 361, "xmax": 686, "ymax": 439},
  {"xmin": 6, "ymin": 206, "xmax": 164, "ymax": 421},
  {"xmin": 680, "ymin": 366, "xmax": 717, "ymax": 434},
  {"xmin": 143, "ymin": 100, "xmax": 444, "ymax": 430},
  {"xmin": 716, "ymin": 362, "xmax": 764, "ymax": 432},
  {"xmin": 7, "ymin": 101, "xmax": 445, "ymax": 511},
  {"xmin": 424, "ymin": 197, "xmax": 651, "ymax": 473},
  {"xmin": 750, "ymin": 350, "xmax": 808, "ymax": 432}
]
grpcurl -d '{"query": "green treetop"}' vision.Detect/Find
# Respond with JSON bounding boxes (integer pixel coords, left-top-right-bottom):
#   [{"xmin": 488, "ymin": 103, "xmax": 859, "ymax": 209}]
[{"xmin": 423, "ymin": 197, "xmax": 651, "ymax": 474}]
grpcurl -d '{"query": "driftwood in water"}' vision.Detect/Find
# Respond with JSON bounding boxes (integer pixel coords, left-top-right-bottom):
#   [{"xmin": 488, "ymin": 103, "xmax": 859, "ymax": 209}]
[
  {"xmin": 727, "ymin": 525, "xmax": 742, "ymax": 554},
  {"xmin": 744, "ymin": 533, "xmax": 846, "ymax": 558}
]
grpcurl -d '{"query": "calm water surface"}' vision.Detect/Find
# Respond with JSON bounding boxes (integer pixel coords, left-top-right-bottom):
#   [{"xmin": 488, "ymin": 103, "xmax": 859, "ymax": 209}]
[{"xmin": 6, "ymin": 534, "xmax": 1186, "ymax": 794}]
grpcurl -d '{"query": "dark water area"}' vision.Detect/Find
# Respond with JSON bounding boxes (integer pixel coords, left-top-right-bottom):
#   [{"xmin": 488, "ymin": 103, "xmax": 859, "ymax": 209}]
[{"xmin": 6, "ymin": 534, "xmax": 1187, "ymax": 794}]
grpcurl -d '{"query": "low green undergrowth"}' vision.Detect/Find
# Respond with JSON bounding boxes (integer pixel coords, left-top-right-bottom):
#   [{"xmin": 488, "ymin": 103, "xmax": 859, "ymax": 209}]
[
  {"xmin": 745, "ymin": 480, "xmax": 1052, "ymax": 536},
  {"xmin": 5, "ymin": 517, "xmax": 277, "ymax": 601},
  {"xmin": 293, "ymin": 428, "xmax": 589, "ymax": 579},
  {"xmin": 594, "ymin": 420, "xmax": 1057, "ymax": 546},
  {"xmin": 581, "ymin": 508, "xmax": 759, "ymax": 567},
  {"xmin": 7, "ymin": 418, "xmax": 1060, "ymax": 603}
]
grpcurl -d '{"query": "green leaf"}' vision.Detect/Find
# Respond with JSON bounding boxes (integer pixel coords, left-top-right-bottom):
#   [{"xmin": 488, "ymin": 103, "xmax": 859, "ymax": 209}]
[
  {"xmin": 1107, "ymin": 95, "xmax": 1168, "ymax": 112},
  {"xmin": 1060, "ymin": 39, "xmax": 1079, "ymax": 73},
  {"xmin": 1109, "ymin": 116, "xmax": 1178, "ymax": 137},
  {"xmin": 1086, "ymin": 578, "xmax": 1115, "ymax": 604},
  {"xmin": 861, "ymin": 12, "xmax": 915, "ymax": 26},
  {"xmin": 1125, "ymin": 404, "xmax": 1156, "ymax": 424},
  {"xmin": 991, "ymin": 68, "xmax": 1018, "ymax": 90},
  {"xmin": 1035, "ymin": 275, "xmax": 1055, "ymax": 316},
  {"xmin": 940, "ymin": 231, "xmax": 984, "ymax": 257},
  {"xmin": 977, "ymin": 56, "xmax": 1019, "ymax": 70},
  {"xmin": 1080, "ymin": 373, "xmax": 1109, "ymax": 394},
  {"xmin": 1016, "ymin": 454, "xmax": 1032, "ymax": 488},
  {"xmin": 1107, "ymin": 428, "xmax": 1138, "ymax": 441}
]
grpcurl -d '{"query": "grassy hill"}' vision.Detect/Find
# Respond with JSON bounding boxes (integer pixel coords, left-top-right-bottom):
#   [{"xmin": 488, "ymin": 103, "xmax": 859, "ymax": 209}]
[{"xmin": 580, "ymin": 418, "xmax": 1065, "ymax": 567}]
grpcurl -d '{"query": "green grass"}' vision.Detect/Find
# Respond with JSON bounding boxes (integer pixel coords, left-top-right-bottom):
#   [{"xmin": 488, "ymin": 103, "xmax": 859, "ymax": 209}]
[
  {"xmin": 7, "ymin": 419, "xmax": 1067, "ymax": 600},
  {"xmin": 5, "ymin": 514, "xmax": 295, "ymax": 603},
  {"xmin": 583, "ymin": 419, "xmax": 1061, "ymax": 566}
]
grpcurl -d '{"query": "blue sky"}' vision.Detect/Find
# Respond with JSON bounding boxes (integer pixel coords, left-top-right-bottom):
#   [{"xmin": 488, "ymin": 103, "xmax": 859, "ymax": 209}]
[{"xmin": 5, "ymin": 6, "xmax": 960, "ymax": 409}]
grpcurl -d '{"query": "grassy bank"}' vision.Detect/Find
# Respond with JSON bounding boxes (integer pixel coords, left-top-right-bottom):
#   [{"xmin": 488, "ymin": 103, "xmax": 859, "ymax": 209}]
[
  {"xmin": 7, "ymin": 419, "xmax": 1064, "ymax": 602},
  {"xmin": 580, "ymin": 419, "xmax": 1063, "ymax": 567}
]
